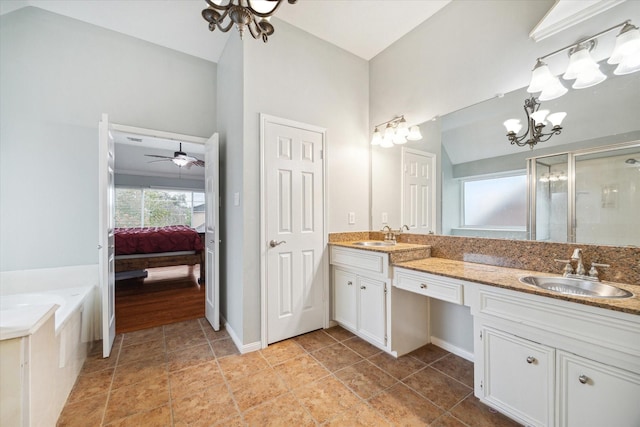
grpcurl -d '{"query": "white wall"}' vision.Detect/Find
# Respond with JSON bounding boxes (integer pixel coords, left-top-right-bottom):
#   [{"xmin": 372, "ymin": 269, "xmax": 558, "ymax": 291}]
[
  {"xmin": 225, "ymin": 19, "xmax": 369, "ymax": 344},
  {"xmin": 216, "ymin": 34, "xmax": 245, "ymax": 341},
  {"xmin": 0, "ymin": 7, "xmax": 217, "ymax": 271}
]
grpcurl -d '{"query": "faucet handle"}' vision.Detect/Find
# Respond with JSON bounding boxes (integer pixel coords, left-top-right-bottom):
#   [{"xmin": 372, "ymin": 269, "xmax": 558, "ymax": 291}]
[
  {"xmin": 588, "ymin": 263, "xmax": 610, "ymax": 280},
  {"xmin": 554, "ymin": 259, "xmax": 574, "ymax": 276}
]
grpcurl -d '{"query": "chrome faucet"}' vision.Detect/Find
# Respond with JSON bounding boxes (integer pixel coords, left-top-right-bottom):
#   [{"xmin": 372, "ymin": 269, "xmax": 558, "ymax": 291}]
[
  {"xmin": 571, "ymin": 248, "xmax": 586, "ymax": 276},
  {"xmin": 381, "ymin": 225, "xmax": 394, "ymax": 243},
  {"xmin": 555, "ymin": 248, "xmax": 610, "ymax": 281}
]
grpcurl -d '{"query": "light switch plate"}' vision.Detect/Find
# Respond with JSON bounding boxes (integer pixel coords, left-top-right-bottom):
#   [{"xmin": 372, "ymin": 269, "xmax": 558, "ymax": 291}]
[
  {"xmin": 233, "ymin": 192, "xmax": 240, "ymax": 206},
  {"xmin": 381, "ymin": 212, "xmax": 388, "ymax": 224},
  {"xmin": 348, "ymin": 212, "xmax": 356, "ymax": 224}
]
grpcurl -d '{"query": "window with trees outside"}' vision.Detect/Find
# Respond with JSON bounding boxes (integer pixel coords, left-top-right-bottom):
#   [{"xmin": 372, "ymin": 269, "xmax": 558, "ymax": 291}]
[
  {"xmin": 115, "ymin": 188, "xmax": 206, "ymax": 231},
  {"xmin": 462, "ymin": 173, "xmax": 527, "ymax": 229}
]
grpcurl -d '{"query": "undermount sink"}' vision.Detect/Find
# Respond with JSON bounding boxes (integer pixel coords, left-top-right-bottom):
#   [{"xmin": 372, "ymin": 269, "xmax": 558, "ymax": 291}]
[
  {"xmin": 519, "ymin": 276, "xmax": 633, "ymax": 299},
  {"xmin": 352, "ymin": 241, "xmax": 396, "ymax": 247}
]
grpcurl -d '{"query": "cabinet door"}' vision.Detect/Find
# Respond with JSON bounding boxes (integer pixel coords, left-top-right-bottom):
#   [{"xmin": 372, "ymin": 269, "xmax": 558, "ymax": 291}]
[
  {"xmin": 557, "ymin": 351, "xmax": 640, "ymax": 427},
  {"xmin": 333, "ymin": 268, "xmax": 357, "ymax": 331},
  {"xmin": 482, "ymin": 328, "xmax": 554, "ymax": 427},
  {"xmin": 357, "ymin": 276, "xmax": 386, "ymax": 348}
]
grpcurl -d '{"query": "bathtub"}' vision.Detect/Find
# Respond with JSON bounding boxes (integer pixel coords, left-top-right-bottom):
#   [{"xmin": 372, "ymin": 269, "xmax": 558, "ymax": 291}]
[
  {"xmin": 0, "ymin": 284, "xmax": 96, "ymax": 427},
  {"xmin": 0, "ymin": 286, "xmax": 92, "ymax": 334}
]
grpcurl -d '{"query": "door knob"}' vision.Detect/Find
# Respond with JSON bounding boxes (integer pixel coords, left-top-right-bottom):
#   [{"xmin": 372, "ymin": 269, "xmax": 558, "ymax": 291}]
[
  {"xmin": 269, "ymin": 240, "xmax": 286, "ymax": 248},
  {"xmin": 526, "ymin": 356, "xmax": 536, "ymax": 364}
]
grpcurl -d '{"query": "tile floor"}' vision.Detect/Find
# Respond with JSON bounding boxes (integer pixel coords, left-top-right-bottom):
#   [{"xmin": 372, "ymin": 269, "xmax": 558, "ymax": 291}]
[{"xmin": 57, "ymin": 320, "xmax": 522, "ymax": 426}]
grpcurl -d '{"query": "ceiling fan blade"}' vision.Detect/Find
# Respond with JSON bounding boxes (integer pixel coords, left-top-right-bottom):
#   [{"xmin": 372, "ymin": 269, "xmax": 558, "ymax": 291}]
[
  {"xmin": 145, "ymin": 154, "xmax": 173, "ymax": 159},
  {"xmin": 193, "ymin": 160, "xmax": 205, "ymax": 167},
  {"xmin": 147, "ymin": 159, "xmax": 173, "ymax": 164}
]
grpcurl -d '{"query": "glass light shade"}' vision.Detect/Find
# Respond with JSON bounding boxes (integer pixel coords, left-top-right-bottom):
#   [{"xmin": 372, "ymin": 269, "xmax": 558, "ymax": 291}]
[
  {"xmin": 546, "ymin": 112, "xmax": 567, "ymax": 127},
  {"xmin": 371, "ymin": 129, "xmax": 382, "ymax": 146},
  {"xmin": 383, "ymin": 124, "xmax": 395, "ymax": 139},
  {"xmin": 539, "ymin": 175, "xmax": 550, "ymax": 183},
  {"xmin": 527, "ymin": 60, "xmax": 556, "ymax": 93},
  {"xmin": 614, "ymin": 55, "xmax": 640, "ymax": 75},
  {"xmin": 608, "ymin": 24, "xmax": 640, "ymax": 64},
  {"xmin": 548, "ymin": 174, "xmax": 559, "ymax": 182},
  {"xmin": 503, "ymin": 119, "xmax": 522, "ymax": 134},
  {"xmin": 406, "ymin": 126, "xmax": 422, "ymax": 141},
  {"xmin": 393, "ymin": 134, "xmax": 408, "ymax": 144},
  {"xmin": 530, "ymin": 109, "xmax": 549, "ymax": 126},
  {"xmin": 538, "ymin": 78, "xmax": 568, "ymax": 101},
  {"xmin": 396, "ymin": 118, "xmax": 410, "ymax": 137},
  {"xmin": 559, "ymin": 173, "xmax": 568, "ymax": 181},
  {"xmin": 248, "ymin": 0, "xmax": 278, "ymax": 14},
  {"xmin": 563, "ymin": 46, "xmax": 599, "ymax": 80},
  {"xmin": 172, "ymin": 157, "xmax": 190, "ymax": 167},
  {"xmin": 380, "ymin": 136, "xmax": 394, "ymax": 148},
  {"xmin": 572, "ymin": 67, "xmax": 606, "ymax": 89}
]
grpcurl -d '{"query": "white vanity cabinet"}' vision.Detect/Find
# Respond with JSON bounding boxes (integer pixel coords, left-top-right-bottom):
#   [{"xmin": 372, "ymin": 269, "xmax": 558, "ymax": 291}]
[
  {"xmin": 472, "ymin": 284, "xmax": 640, "ymax": 427},
  {"xmin": 556, "ymin": 350, "xmax": 640, "ymax": 427},
  {"xmin": 331, "ymin": 246, "xmax": 388, "ymax": 348},
  {"xmin": 480, "ymin": 327, "xmax": 555, "ymax": 427},
  {"xmin": 330, "ymin": 245, "xmax": 429, "ymax": 355}
]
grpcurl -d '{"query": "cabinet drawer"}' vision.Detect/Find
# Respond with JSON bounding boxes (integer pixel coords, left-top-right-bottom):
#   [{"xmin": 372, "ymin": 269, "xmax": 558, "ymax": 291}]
[
  {"xmin": 394, "ymin": 268, "xmax": 464, "ymax": 305},
  {"xmin": 330, "ymin": 246, "xmax": 388, "ymax": 276}
]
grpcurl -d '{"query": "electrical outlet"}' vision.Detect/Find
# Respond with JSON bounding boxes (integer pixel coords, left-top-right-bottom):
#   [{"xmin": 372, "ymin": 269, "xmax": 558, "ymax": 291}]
[
  {"xmin": 233, "ymin": 192, "xmax": 240, "ymax": 206},
  {"xmin": 348, "ymin": 212, "xmax": 356, "ymax": 224},
  {"xmin": 381, "ymin": 212, "xmax": 388, "ymax": 224}
]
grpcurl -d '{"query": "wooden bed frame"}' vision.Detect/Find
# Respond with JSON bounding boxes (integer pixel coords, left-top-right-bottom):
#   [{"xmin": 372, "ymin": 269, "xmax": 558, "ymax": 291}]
[{"xmin": 115, "ymin": 234, "xmax": 205, "ymax": 284}]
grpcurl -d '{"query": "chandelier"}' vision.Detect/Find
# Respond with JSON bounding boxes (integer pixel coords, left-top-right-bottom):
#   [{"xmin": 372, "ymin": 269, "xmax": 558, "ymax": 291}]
[
  {"xmin": 371, "ymin": 116, "xmax": 423, "ymax": 148},
  {"xmin": 503, "ymin": 96, "xmax": 566, "ymax": 149},
  {"xmin": 202, "ymin": 0, "xmax": 297, "ymax": 42},
  {"xmin": 527, "ymin": 20, "xmax": 640, "ymax": 101}
]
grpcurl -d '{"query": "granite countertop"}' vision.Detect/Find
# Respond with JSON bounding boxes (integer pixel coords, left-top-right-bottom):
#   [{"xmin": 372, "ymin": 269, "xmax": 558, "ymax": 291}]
[
  {"xmin": 329, "ymin": 241, "xmax": 431, "ymax": 263},
  {"xmin": 395, "ymin": 257, "xmax": 640, "ymax": 316}
]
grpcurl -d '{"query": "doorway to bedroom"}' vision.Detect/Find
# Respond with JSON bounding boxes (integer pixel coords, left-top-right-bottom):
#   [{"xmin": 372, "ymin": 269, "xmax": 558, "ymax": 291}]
[{"xmin": 106, "ymin": 124, "xmax": 217, "ymax": 336}]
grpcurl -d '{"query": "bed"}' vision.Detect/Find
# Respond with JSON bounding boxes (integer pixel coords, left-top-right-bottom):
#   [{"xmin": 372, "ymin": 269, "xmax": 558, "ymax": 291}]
[{"xmin": 114, "ymin": 225, "xmax": 205, "ymax": 284}]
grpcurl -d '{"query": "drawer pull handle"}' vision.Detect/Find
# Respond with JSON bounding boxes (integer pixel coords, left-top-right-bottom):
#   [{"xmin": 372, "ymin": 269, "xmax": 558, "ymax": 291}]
[
  {"xmin": 578, "ymin": 375, "xmax": 589, "ymax": 384},
  {"xmin": 526, "ymin": 356, "xmax": 536, "ymax": 364},
  {"xmin": 347, "ymin": 281, "xmax": 353, "ymax": 286},
  {"xmin": 360, "ymin": 286, "xmax": 366, "ymax": 290},
  {"xmin": 420, "ymin": 284, "xmax": 427, "ymax": 289}
]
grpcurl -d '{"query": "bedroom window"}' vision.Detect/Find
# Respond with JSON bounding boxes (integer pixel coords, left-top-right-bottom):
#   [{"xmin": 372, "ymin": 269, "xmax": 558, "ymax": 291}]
[
  {"xmin": 461, "ymin": 173, "xmax": 527, "ymax": 229},
  {"xmin": 115, "ymin": 188, "xmax": 205, "ymax": 230}
]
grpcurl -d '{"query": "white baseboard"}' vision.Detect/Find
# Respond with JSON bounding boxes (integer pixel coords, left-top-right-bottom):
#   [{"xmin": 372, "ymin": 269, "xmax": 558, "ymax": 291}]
[
  {"xmin": 431, "ymin": 336, "xmax": 474, "ymax": 362},
  {"xmin": 220, "ymin": 315, "xmax": 261, "ymax": 354}
]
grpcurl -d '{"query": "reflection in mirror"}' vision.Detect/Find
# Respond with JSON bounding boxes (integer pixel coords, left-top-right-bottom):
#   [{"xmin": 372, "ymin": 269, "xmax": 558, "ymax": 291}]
[
  {"xmin": 371, "ymin": 67, "xmax": 640, "ymax": 246},
  {"xmin": 442, "ymin": 66, "xmax": 640, "ymax": 246}
]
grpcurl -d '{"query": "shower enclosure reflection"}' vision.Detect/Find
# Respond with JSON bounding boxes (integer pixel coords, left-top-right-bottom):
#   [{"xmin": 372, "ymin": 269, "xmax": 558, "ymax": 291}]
[{"xmin": 529, "ymin": 143, "xmax": 640, "ymax": 246}]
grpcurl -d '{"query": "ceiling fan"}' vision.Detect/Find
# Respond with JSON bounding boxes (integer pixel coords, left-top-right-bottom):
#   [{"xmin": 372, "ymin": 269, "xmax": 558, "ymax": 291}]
[{"xmin": 144, "ymin": 143, "xmax": 205, "ymax": 168}]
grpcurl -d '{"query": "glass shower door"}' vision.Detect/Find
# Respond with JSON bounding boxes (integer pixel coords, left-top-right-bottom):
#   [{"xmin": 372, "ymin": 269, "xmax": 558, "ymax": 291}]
[{"xmin": 574, "ymin": 147, "xmax": 640, "ymax": 246}]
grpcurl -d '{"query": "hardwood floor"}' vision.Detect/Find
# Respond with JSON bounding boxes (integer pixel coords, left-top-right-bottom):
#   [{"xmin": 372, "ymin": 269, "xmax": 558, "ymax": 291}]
[{"xmin": 115, "ymin": 265, "xmax": 205, "ymax": 334}]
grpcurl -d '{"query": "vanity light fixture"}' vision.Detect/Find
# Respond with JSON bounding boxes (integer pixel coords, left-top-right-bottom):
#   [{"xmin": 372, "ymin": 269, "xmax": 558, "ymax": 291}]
[
  {"xmin": 202, "ymin": 0, "xmax": 297, "ymax": 42},
  {"xmin": 503, "ymin": 96, "xmax": 566, "ymax": 149},
  {"xmin": 527, "ymin": 20, "xmax": 640, "ymax": 101},
  {"xmin": 371, "ymin": 116, "xmax": 422, "ymax": 148},
  {"xmin": 539, "ymin": 171, "xmax": 568, "ymax": 183}
]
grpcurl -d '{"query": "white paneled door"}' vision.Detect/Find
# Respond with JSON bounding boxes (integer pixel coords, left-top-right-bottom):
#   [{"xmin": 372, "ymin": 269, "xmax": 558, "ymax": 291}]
[
  {"xmin": 204, "ymin": 133, "xmax": 220, "ymax": 331},
  {"xmin": 98, "ymin": 114, "xmax": 116, "ymax": 357},
  {"xmin": 402, "ymin": 148, "xmax": 436, "ymax": 234},
  {"xmin": 262, "ymin": 115, "xmax": 326, "ymax": 344}
]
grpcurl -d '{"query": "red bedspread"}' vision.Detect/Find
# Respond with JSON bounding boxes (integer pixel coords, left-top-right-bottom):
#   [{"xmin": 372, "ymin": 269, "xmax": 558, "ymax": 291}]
[{"xmin": 115, "ymin": 225, "xmax": 203, "ymax": 255}]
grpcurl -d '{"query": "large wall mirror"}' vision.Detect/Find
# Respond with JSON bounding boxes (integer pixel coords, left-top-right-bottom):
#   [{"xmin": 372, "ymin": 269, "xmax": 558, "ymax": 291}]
[{"xmin": 371, "ymin": 64, "xmax": 640, "ymax": 247}]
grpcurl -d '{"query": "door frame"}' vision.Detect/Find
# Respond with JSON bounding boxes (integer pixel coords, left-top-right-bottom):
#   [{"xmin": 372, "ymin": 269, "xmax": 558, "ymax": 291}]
[
  {"xmin": 400, "ymin": 147, "xmax": 437, "ymax": 233},
  {"xmin": 259, "ymin": 113, "xmax": 329, "ymax": 348},
  {"xmin": 100, "ymin": 121, "xmax": 211, "ymax": 347}
]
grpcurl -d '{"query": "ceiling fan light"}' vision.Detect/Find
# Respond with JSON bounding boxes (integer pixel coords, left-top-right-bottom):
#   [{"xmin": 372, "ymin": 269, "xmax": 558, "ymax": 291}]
[
  {"xmin": 172, "ymin": 157, "xmax": 190, "ymax": 167},
  {"xmin": 407, "ymin": 125, "xmax": 422, "ymax": 141},
  {"xmin": 608, "ymin": 23, "xmax": 640, "ymax": 64}
]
